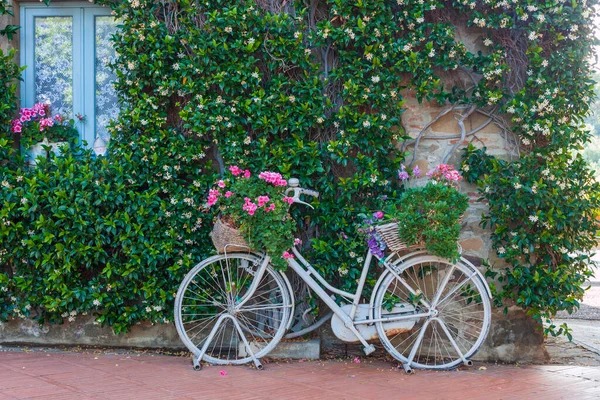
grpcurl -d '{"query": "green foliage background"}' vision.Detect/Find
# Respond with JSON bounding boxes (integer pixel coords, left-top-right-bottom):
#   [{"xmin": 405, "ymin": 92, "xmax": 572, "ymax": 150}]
[{"xmin": 0, "ymin": 0, "xmax": 599, "ymax": 334}]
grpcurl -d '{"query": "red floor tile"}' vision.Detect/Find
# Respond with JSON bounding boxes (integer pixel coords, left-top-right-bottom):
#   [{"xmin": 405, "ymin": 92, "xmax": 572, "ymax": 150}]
[{"xmin": 1, "ymin": 350, "xmax": 599, "ymax": 400}]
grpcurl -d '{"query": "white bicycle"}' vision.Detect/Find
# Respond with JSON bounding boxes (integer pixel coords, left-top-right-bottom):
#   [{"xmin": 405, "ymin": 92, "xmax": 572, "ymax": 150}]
[{"xmin": 174, "ymin": 179, "xmax": 492, "ymax": 373}]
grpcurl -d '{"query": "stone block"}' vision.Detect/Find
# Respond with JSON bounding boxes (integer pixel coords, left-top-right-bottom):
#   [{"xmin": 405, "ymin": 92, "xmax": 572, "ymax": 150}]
[
  {"xmin": 240, "ymin": 339, "xmax": 320, "ymax": 360},
  {"xmin": 472, "ymin": 306, "xmax": 549, "ymax": 363},
  {"xmin": 460, "ymin": 237, "xmax": 484, "ymax": 252}
]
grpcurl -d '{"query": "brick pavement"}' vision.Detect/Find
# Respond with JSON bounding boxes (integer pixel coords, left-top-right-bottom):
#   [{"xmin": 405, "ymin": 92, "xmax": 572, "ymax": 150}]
[{"xmin": 0, "ymin": 349, "xmax": 599, "ymax": 399}]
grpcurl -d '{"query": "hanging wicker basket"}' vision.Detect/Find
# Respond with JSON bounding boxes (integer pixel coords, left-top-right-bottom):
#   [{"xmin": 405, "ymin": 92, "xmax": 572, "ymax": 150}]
[{"xmin": 210, "ymin": 217, "xmax": 251, "ymax": 253}]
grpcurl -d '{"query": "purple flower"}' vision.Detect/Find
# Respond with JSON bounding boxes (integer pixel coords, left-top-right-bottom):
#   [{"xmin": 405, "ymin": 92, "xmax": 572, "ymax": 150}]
[{"xmin": 412, "ymin": 166, "xmax": 421, "ymax": 178}]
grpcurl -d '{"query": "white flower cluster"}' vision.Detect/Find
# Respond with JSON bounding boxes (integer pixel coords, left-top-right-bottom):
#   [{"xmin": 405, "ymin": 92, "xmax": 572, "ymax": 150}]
[{"xmin": 472, "ymin": 17, "xmax": 486, "ymax": 27}]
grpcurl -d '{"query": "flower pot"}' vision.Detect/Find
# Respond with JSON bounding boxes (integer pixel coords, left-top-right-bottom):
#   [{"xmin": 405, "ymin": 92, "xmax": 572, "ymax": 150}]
[
  {"xmin": 48, "ymin": 141, "xmax": 68, "ymax": 157},
  {"xmin": 25, "ymin": 140, "xmax": 48, "ymax": 166}
]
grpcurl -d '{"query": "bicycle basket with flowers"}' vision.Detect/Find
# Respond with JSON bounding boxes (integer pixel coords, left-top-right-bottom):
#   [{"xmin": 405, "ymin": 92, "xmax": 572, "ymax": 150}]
[
  {"xmin": 365, "ymin": 164, "xmax": 469, "ymax": 263},
  {"xmin": 205, "ymin": 166, "xmax": 298, "ymax": 270}
]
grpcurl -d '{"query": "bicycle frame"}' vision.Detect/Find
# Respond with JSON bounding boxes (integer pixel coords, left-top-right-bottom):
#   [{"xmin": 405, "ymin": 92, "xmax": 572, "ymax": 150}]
[
  {"xmin": 289, "ymin": 247, "xmax": 371, "ymax": 321},
  {"xmin": 285, "ymin": 247, "xmax": 376, "ymax": 351},
  {"xmin": 236, "ymin": 244, "xmax": 482, "ymax": 354}
]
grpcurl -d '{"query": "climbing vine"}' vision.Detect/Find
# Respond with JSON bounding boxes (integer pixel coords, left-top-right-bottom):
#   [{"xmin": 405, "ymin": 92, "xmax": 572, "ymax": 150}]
[{"xmin": 0, "ymin": 0, "xmax": 598, "ymax": 334}]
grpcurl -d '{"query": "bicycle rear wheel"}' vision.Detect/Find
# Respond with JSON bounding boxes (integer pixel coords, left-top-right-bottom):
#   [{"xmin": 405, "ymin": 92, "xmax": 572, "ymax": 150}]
[
  {"xmin": 373, "ymin": 255, "xmax": 491, "ymax": 370},
  {"xmin": 174, "ymin": 253, "xmax": 291, "ymax": 365}
]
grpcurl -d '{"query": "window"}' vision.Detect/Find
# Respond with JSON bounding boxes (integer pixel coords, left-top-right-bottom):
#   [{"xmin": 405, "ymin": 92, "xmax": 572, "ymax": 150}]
[{"xmin": 20, "ymin": 3, "xmax": 119, "ymax": 148}]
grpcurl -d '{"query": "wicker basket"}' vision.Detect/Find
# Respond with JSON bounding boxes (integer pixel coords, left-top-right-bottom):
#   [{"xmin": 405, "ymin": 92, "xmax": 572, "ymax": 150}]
[
  {"xmin": 210, "ymin": 217, "xmax": 251, "ymax": 253},
  {"xmin": 374, "ymin": 221, "xmax": 463, "ymax": 256},
  {"xmin": 374, "ymin": 222, "xmax": 411, "ymax": 253}
]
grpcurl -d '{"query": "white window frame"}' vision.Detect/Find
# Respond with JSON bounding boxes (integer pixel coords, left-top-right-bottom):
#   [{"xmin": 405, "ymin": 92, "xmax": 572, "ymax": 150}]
[{"xmin": 20, "ymin": 2, "xmax": 115, "ymax": 147}]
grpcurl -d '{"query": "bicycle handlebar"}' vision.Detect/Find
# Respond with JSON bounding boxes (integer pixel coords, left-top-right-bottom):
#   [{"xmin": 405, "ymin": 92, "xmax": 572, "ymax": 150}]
[
  {"xmin": 285, "ymin": 179, "xmax": 319, "ymax": 209},
  {"xmin": 299, "ymin": 188, "xmax": 319, "ymax": 198}
]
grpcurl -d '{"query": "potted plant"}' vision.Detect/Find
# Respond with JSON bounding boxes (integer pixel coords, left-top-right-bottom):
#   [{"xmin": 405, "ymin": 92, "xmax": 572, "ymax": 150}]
[
  {"xmin": 368, "ymin": 164, "xmax": 469, "ymax": 262},
  {"xmin": 205, "ymin": 166, "xmax": 298, "ymax": 270},
  {"xmin": 11, "ymin": 103, "xmax": 78, "ymax": 165}
]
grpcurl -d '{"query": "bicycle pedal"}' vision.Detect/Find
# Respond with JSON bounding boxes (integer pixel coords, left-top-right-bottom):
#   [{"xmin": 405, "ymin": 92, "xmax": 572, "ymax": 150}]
[{"xmin": 363, "ymin": 344, "xmax": 376, "ymax": 355}]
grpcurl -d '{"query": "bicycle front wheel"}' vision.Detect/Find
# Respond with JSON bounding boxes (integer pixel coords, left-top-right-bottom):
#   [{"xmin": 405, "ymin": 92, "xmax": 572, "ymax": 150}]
[
  {"xmin": 373, "ymin": 255, "xmax": 491, "ymax": 370},
  {"xmin": 174, "ymin": 253, "xmax": 291, "ymax": 365}
]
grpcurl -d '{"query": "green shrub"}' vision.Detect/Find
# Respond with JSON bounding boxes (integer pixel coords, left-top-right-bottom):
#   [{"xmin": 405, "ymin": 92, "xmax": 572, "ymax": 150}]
[{"xmin": 463, "ymin": 145, "xmax": 600, "ymax": 337}]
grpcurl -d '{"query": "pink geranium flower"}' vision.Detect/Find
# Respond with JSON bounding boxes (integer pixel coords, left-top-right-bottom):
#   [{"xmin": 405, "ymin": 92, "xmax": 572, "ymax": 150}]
[
  {"xmin": 257, "ymin": 196, "xmax": 270, "ymax": 207},
  {"xmin": 225, "ymin": 191, "xmax": 233, "ymax": 198},
  {"xmin": 259, "ymin": 171, "xmax": 287, "ymax": 187},
  {"xmin": 243, "ymin": 197, "xmax": 258, "ymax": 215},
  {"xmin": 282, "ymin": 251, "xmax": 294, "ymax": 259},
  {"xmin": 217, "ymin": 180, "xmax": 226, "ymax": 188},
  {"xmin": 207, "ymin": 189, "xmax": 221, "ymax": 207},
  {"xmin": 229, "ymin": 165, "xmax": 242, "ymax": 176}
]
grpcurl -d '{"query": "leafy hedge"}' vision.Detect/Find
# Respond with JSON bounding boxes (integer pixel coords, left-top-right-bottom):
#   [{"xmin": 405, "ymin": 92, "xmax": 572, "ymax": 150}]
[{"xmin": 0, "ymin": 0, "xmax": 599, "ymax": 334}]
